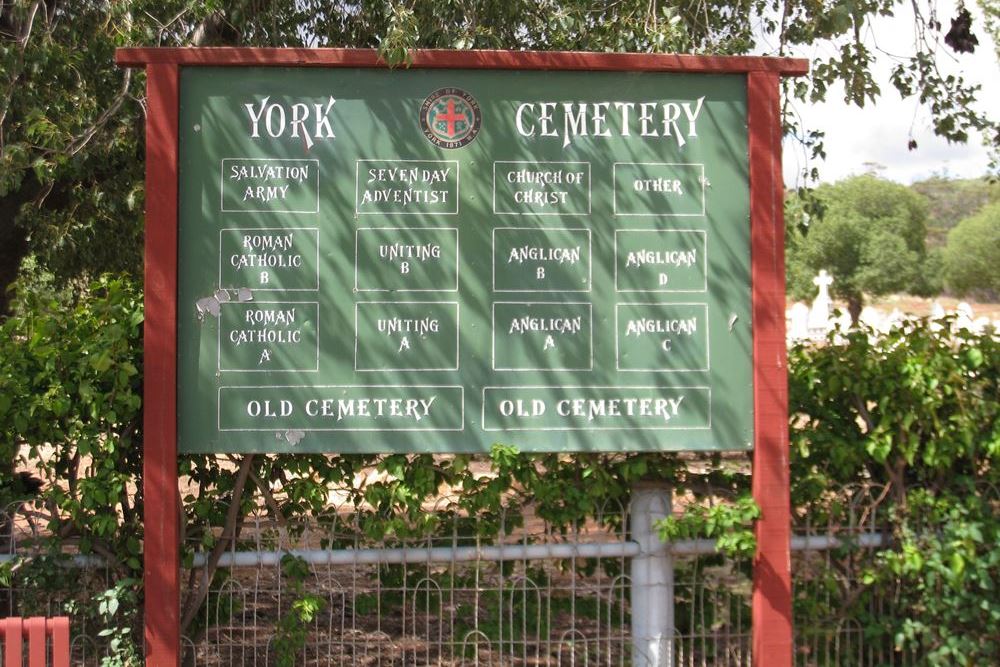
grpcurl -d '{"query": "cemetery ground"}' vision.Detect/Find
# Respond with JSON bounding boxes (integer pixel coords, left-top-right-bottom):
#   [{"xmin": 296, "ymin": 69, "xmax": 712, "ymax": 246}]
[{"xmin": 869, "ymin": 294, "xmax": 1000, "ymax": 321}]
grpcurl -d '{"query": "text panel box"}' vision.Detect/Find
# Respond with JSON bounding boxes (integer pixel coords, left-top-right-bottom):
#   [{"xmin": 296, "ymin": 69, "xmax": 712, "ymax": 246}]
[
  {"xmin": 482, "ymin": 385, "xmax": 711, "ymax": 431},
  {"xmin": 493, "ymin": 161, "xmax": 590, "ymax": 215},
  {"xmin": 616, "ymin": 302, "xmax": 709, "ymax": 371},
  {"xmin": 356, "ymin": 227, "xmax": 459, "ymax": 292},
  {"xmin": 220, "ymin": 227, "xmax": 319, "ymax": 291},
  {"xmin": 219, "ymin": 385, "xmax": 464, "ymax": 431},
  {"xmin": 493, "ymin": 228, "xmax": 591, "ymax": 292},
  {"xmin": 219, "ymin": 302, "xmax": 319, "ymax": 372},
  {"xmin": 221, "ymin": 158, "xmax": 319, "ymax": 213},
  {"xmin": 613, "ymin": 163, "xmax": 705, "ymax": 216},
  {"xmin": 355, "ymin": 160, "xmax": 459, "ymax": 215},
  {"xmin": 615, "ymin": 230, "xmax": 707, "ymax": 292},
  {"xmin": 355, "ymin": 301, "xmax": 460, "ymax": 371},
  {"xmin": 492, "ymin": 302, "xmax": 593, "ymax": 371}
]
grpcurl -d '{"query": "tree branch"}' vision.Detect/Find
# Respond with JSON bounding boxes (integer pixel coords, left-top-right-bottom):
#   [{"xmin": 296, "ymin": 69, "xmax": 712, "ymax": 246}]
[
  {"xmin": 0, "ymin": 0, "xmax": 44, "ymax": 138},
  {"xmin": 179, "ymin": 454, "xmax": 254, "ymax": 634},
  {"xmin": 248, "ymin": 468, "xmax": 289, "ymax": 531},
  {"xmin": 61, "ymin": 68, "xmax": 132, "ymax": 158}
]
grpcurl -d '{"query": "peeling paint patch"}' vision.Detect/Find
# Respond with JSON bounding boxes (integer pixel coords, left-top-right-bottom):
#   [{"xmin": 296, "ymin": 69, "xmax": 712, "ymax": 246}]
[
  {"xmin": 195, "ymin": 296, "xmax": 221, "ymax": 319},
  {"xmin": 728, "ymin": 313, "xmax": 739, "ymax": 332},
  {"xmin": 284, "ymin": 430, "xmax": 305, "ymax": 445},
  {"xmin": 196, "ymin": 288, "xmax": 253, "ymax": 320}
]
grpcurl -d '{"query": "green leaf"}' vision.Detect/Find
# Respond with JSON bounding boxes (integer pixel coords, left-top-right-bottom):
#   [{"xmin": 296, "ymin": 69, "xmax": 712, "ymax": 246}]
[{"xmin": 90, "ymin": 352, "xmax": 112, "ymax": 373}]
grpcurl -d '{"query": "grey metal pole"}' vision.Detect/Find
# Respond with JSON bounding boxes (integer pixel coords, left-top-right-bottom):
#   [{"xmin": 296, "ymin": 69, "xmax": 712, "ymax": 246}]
[{"xmin": 631, "ymin": 482, "xmax": 674, "ymax": 666}]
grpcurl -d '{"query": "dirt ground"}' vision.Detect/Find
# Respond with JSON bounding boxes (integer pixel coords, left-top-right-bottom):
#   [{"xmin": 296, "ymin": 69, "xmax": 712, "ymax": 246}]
[{"xmin": 867, "ymin": 294, "xmax": 1000, "ymax": 321}]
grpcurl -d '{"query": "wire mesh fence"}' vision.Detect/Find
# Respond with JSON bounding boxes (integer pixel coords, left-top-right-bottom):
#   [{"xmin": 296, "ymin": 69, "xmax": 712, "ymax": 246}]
[
  {"xmin": 0, "ymin": 483, "xmax": 914, "ymax": 666},
  {"xmin": 790, "ymin": 484, "xmax": 916, "ymax": 667}
]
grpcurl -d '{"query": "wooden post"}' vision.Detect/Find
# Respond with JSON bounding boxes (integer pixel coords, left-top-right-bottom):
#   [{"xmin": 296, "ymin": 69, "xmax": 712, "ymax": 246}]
[
  {"xmin": 748, "ymin": 69, "xmax": 794, "ymax": 667},
  {"xmin": 143, "ymin": 62, "xmax": 181, "ymax": 667}
]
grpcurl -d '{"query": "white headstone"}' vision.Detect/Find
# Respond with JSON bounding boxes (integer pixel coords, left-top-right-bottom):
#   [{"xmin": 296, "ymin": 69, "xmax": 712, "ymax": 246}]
[
  {"xmin": 808, "ymin": 270, "xmax": 834, "ymax": 332},
  {"xmin": 930, "ymin": 301, "xmax": 946, "ymax": 319},
  {"xmin": 955, "ymin": 302, "xmax": 975, "ymax": 331},
  {"xmin": 859, "ymin": 306, "xmax": 885, "ymax": 331},
  {"xmin": 833, "ymin": 310, "xmax": 853, "ymax": 332},
  {"xmin": 788, "ymin": 302, "xmax": 810, "ymax": 341}
]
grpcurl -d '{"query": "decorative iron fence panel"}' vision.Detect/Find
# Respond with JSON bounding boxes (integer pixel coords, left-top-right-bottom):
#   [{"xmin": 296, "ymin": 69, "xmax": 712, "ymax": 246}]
[{"xmin": 0, "ymin": 485, "xmax": 915, "ymax": 666}]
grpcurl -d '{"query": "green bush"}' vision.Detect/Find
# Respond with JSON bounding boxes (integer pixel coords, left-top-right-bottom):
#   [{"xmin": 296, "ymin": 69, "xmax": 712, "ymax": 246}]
[{"xmin": 790, "ymin": 319, "xmax": 1000, "ymax": 664}]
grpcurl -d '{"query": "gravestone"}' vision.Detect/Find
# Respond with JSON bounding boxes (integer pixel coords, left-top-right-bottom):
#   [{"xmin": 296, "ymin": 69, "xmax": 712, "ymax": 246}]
[
  {"xmin": 859, "ymin": 306, "xmax": 885, "ymax": 331},
  {"xmin": 807, "ymin": 269, "xmax": 833, "ymax": 334},
  {"xmin": 788, "ymin": 302, "xmax": 810, "ymax": 341},
  {"xmin": 955, "ymin": 302, "xmax": 975, "ymax": 331}
]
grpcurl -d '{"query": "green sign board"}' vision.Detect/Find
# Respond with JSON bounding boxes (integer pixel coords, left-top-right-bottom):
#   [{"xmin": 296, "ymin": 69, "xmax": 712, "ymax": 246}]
[{"xmin": 177, "ymin": 67, "xmax": 752, "ymax": 453}]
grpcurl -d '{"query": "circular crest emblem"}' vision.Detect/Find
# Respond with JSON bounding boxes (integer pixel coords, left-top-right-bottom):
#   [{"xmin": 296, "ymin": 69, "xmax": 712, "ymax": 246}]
[{"xmin": 420, "ymin": 88, "xmax": 481, "ymax": 149}]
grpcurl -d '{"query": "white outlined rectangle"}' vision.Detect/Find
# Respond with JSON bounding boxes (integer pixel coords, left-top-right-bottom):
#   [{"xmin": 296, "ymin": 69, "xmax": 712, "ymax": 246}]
[
  {"xmin": 492, "ymin": 161, "xmax": 592, "ymax": 216},
  {"xmin": 355, "ymin": 159, "xmax": 460, "ymax": 215},
  {"xmin": 220, "ymin": 158, "xmax": 320, "ymax": 214},
  {"xmin": 354, "ymin": 301, "xmax": 460, "ymax": 371},
  {"xmin": 355, "ymin": 227, "xmax": 459, "ymax": 292},
  {"xmin": 614, "ymin": 229, "xmax": 708, "ymax": 293},
  {"xmin": 219, "ymin": 227, "xmax": 320, "ymax": 291},
  {"xmin": 612, "ymin": 162, "xmax": 706, "ymax": 217},
  {"xmin": 492, "ymin": 227, "xmax": 592, "ymax": 293},
  {"xmin": 615, "ymin": 302, "xmax": 710, "ymax": 372},
  {"xmin": 217, "ymin": 301, "xmax": 320, "ymax": 373},
  {"xmin": 491, "ymin": 301, "xmax": 594, "ymax": 371},
  {"xmin": 481, "ymin": 385, "xmax": 712, "ymax": 431},
  {"xmin": 218, "ymin": 385, "xmax": 465, "ymax": 432}
]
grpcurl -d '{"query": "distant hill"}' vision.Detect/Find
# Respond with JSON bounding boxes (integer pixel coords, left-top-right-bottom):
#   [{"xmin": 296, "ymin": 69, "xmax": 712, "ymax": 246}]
[{"xmin": 910, "ymin": 176, "xmax": 1000, "ymax": 247}]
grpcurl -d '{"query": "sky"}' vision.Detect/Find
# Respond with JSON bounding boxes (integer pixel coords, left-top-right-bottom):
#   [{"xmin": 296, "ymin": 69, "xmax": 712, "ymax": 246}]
[{"xmin": 775, "ymin": 0, "xmax": 999, "ymax": 186}]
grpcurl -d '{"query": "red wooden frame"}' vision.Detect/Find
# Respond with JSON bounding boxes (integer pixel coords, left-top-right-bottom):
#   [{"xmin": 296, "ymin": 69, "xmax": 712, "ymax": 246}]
[
  {"xmin": 142, "ymin": 62, "xmax": 180, "ymax": 666},
  {"xmin": 748, "ymin": 70, "xmax": 794, "ymax": 666},
  {"xmin": 117, "ymin": 47, "xmax": 808, "ymax": 74},
  {"xmin": 118, "ymin": 48, "xmax": 805, "ymax": 667}
]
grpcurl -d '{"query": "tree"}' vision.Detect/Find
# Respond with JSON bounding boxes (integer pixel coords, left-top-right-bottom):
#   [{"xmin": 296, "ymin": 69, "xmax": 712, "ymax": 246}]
[
  {"xmin": 981, "ymin": 0, "xmax": 1000, "ymax": 62},
  {"xmin": 943, "ymin": 201, "xmax": 1000, "ymax": 299},
  {"xmin": 786, "ymin": 174, "xmax": 933, "ymax": 321},
  {"xmin": 0, "ymin": 1, "xmax": 307, "ymax": 313},
  {"xmin": 1, "ymin": 1, "xmax": 998, "ymax": 313}
]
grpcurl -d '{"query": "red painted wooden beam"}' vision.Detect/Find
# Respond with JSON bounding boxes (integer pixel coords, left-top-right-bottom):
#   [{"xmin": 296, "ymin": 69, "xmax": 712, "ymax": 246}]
[
  {"xmin": 116, "ymin": 47, "xmax": 809, "ymax": 75},
  {"xmin": 142, "ymin": 63, "xmax": 182, "ymax": 667},
  {"xmin": 748, "ymin": 69, "xmax": 794, "ymax": 667}
]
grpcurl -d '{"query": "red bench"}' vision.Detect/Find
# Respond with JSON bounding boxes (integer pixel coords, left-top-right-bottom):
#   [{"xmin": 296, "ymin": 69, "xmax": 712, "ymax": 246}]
[{"xmin": 0, "ymin": 617, "xmax": 70, "ymax": 667}]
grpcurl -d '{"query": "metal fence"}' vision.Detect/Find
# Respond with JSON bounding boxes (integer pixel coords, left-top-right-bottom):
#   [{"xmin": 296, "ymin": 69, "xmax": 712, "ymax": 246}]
[{"xmin": 0, "ymin": 482, "xmax": 909, "ymax": 666}]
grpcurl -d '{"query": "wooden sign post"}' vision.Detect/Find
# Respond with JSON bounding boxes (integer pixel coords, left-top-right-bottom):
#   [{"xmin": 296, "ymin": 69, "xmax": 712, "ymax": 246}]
[{"xmin": 117, "ymin": 48, "xmax": 806, "ymax": 667}]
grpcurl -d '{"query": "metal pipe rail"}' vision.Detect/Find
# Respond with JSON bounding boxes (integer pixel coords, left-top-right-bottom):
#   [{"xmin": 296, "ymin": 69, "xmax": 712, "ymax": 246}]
[
  {"xmin": 197, "ymin": 530, "xmax": 889, "ymax": 568},
  {"xmin": 0, "ymin": 531, "xmax": 889, "ymax": 568}
]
